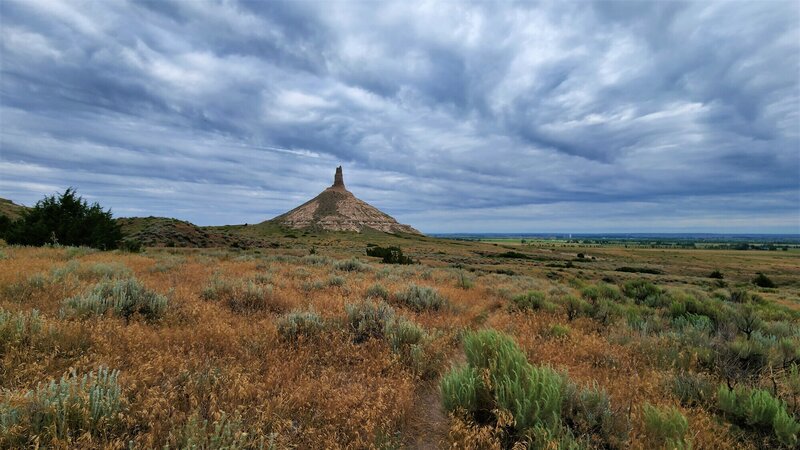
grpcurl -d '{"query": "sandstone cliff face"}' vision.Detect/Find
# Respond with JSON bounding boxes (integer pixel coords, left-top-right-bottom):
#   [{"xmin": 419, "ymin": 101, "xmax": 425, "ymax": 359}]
[{"xmin": 272, "ymin": 167, "xmax": 421, "ymax": 235}]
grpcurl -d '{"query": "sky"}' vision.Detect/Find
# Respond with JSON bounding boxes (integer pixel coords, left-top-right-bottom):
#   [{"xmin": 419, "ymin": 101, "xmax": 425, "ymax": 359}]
[{"xmin": 1, "ymin": 0, "xmax": 799, "ymax": 234}]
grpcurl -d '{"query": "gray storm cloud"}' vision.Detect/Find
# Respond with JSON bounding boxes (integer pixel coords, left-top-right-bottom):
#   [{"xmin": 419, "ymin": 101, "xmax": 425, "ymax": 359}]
[{"xmin": 1, "ymin": 0, "xmax": 798, "ymax": 233}]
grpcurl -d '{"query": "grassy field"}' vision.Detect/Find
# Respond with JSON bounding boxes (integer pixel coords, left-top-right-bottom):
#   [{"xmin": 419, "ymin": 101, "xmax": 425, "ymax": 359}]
[{"xmin": 0, "ymin": 235, "xmax": 798, "ymax": 448}]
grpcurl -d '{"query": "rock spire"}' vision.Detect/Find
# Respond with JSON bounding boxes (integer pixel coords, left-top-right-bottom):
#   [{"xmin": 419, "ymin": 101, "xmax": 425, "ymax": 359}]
[
  {"xmin": 332, "ymin": 166, "xmax": 345, "ymax": 189},
  {"xmin": 270, "ymin": 166, "xmax": 421, "ymax": 235}
]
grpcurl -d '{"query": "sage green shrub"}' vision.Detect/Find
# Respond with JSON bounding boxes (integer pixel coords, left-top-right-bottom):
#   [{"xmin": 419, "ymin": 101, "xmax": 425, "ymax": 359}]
[
  {"xmin": 0, "ymin": 367, "xmax": 122, "ymax": 445},
  {"xmin": 581, "ymin": 283, "xmax": 622, "ymax": 304},
  {"xmin": 394, "ymin": 284, "xmax": 446, "ymax": 311},
  {"xmin": 642, "ymin": 403, "xmax": 690, "ymax": 450},
  {"xmin": 334, "ymin": 258, "xmax": 369, "ymax": 272},
  {"xmin": 565, "ymin": 295, "xmax": 589, "ymax": 321},
  {"xmin": 63, "ymin": 278, "xmax": 168, "ymax": 321},
  {"xmin": 621, "ymin": 279, "xmax": 657, "ymax": 302},
  {"xmin": 277, "ymin": 310, "xmax": 324, "ymax": 342},
  {"xmin": 509, "ymin": 291, "xmax": 552, "ymax": 312},
  {"xmin": 441, "ymin": 329, "xmax": 565, "ymax": 437},
  {"xmin": 671, "ymin": 372, "xmax": 713, "ymax": 407},
  {"xmin": 327, "ymin": 275, "xmax": 346, "ymax": 287},
  {"xmin": 385, "ymin": 317, "xmax": 425, "ymax": 352},
  {"xmin": 562, "ymin": 382, "xmax": 629, "ymax": 447},
  {"xmin": 717, "ymin": 384, "xmax": 799, "ymax": 446},
  {"xmin": 365, "ymin": 283, "xmax": 389, "ymax": 301},
  {"xmin": 201, "ymin": 277, "xmax": 280, "ymax": 313},
  {"xmin": 345, "ymin": 300, "xmax": 396, "ymax": 342},
  {"xmin": 0, "ymin": 308, "xmax": 43, "ymax": 352},
  {"xmin": 456, "ymin": 271, "xmax": 474, "ymax": 290}
]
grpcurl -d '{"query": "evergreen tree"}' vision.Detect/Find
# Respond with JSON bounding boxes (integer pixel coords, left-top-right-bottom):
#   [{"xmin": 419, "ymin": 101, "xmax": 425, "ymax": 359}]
[{"xmin": 5, "ymin": 188, "xmax": 122, "ymax": 249}]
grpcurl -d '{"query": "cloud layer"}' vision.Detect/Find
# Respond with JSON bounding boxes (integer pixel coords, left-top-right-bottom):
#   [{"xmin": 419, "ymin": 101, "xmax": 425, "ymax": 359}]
[{"xmin": 1, "ymin": 0, "xmax": 798, "ymax": 233}]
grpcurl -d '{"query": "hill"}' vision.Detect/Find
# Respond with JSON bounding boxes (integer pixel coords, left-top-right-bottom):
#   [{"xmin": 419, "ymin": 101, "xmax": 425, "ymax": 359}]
[
  {"xmin": 270, "ymin": 166, "xmax": 421, "ymax": 235},
  {"xmin": 0, "ymin": 197, "xmax": 28, "ymax": 220},
  {"xmin": 117, "ymin": 217, "xmax": 277, "ymax": 249}
]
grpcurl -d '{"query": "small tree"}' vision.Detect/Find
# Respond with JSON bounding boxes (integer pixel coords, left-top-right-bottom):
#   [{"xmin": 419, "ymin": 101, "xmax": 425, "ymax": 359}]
[{"xmin": 5, "ymin": 188, "xmax": 122, "ymax": 249}]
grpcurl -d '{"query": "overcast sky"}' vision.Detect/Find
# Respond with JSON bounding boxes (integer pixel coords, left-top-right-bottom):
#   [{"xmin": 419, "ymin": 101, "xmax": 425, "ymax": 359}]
[{"xmin": 1, "ymin": 1, "xmax": 798, "ymax": 233}]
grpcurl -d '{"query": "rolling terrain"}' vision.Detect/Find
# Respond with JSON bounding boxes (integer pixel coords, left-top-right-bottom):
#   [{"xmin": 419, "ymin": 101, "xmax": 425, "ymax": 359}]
[{"xmin": 1, "ymin": 230, "xmax": 798, "ymax": 448}]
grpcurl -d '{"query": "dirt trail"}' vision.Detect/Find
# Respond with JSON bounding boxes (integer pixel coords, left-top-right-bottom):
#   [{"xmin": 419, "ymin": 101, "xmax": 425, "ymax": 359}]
[{"xmin": 404, "ymin": 380, "xmax": 449, "ymax": 449}]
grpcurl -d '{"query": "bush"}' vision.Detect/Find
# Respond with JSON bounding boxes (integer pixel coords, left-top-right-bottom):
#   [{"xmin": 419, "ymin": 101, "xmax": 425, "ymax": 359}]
[
  {"xmin": 729, "ymin": 289, "xmax": 753, "ymax": 303},
  {"xmin": 88, "ymin": 262, "xmax": 132, "ymax": 280},
  {"xmin": 509, "ymin": 291, "xmax": 552, "ymax": 312},
  {"xmin": 565, "ymin": 295, "xmax": 589, "ymax": 321},
  {"xmin": 365, "ymin": 283, "xmax": 389, "ymax": 300},
  {"xmin": 641, "ymin": 403, "xmax": 690, "ymax": 450},
  {"xmin": 456, "ymin": 271, "xmax": 474, "ymax": 290},
  {"xmin": 621, "ymin": 280, "xmax": 662, "ymax": 306},
  {"xmin": 717, "ymin": 384, "xmax": 799, "ymax": 446},
  {"xmin": 0, "ymin": 308, "xmax": 43, "ymax": 353},
  {"xmin": 562, "ymin": 383, "xmax": 629, "ymax": 447},
  {"xmin": 733, "ymin": 303, "xmax": 763, "ymax": 339},
  {"xmin": 548, "ymin": 324, "xmax": 571, "ymax": 339},
  {"xmin": 201, "ymin": 278, "xmax": 282, "ymax": 313},
  {"xmin": 4, "ymin": 188, "xmax": 122, "ymax": 249},
  {"xmin": 714, "ymin": 336, "xmax": 770, "ymax": 385},
  {"xmin": 173, "ymin": 411, "xmax": 257, "ymax": 449},
  {"xmin": 709, "ymin": 269, "xmax": 724, "ymax": 279},
  {"xmin": 671, "ymin": 372, "xmax": 713, "ymax": 407},
  {"xmin": 327, "ymin": 275, "xmax": 346, "ymax": 287},
  {"xmin": 671, "ymin": 313, "xmax": 713, "ymax": 334},
  {"xmin": 365, "ymin": 246, "xmax": 414, "ymax": 264},
  {"xmin": 385, "ymin": 317, "xmax": 426, "ymax": 353},
  {"xmin": 589, "ymin": 300, "xmax": 624, "ymax": 327},
  {"xmin": 394, "ymin": 284, "xmax": 446, "ymax": 311},
  {"xmin": 441, "ymin": 329, "xmax": 565, "ymax": 438},
  {"xmin": 345, "ymin": 300, "xmax": 395, "ymax": 343},
  {"xmin": 334, "ymin": 258, "xmax": 370, "ymax": 272},
  {"xmin": 119, "ymin": 238, "xmax": 143, "ymax": 253},
  {"xmin": 300, "ymin": 279, "xmax": 325, "ymax": 292},
  {"xmin": 440, "ymin": 365, "xmax": 483, "ymax": 415},
  {"xmin": 62, "ymin": 278, "xmax": 168, "ymax": 322},
  {"xmin": 581, "ymin": 283, "xmax": 621, "ymax": 304},
  {"xmin": 753, "ymin": 273, "xmax": 776, "ymax": 288},
  {"xmin": 0, "ymin": 367, "xmax": 122, "ymax": 445},
  {"xmin": 277, "ymin": 310, "xmax": 324, "ymax": 342}
]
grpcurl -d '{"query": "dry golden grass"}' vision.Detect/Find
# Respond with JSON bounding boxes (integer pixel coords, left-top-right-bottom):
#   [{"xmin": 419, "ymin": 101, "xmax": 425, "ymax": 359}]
[{"xmin": 0, "ymin": 241, "xmax": 797, "ymax": 449}]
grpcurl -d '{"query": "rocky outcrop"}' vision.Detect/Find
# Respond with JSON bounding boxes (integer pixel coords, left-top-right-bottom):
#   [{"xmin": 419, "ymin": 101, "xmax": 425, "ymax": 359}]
[{"xmin": 271, "ymin": 167, "xmax": 421, "ymax": 235}]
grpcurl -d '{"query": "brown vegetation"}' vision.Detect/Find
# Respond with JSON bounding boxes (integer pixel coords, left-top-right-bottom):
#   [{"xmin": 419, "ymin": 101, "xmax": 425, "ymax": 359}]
[{"xmin": 0, "ymin": 237, "xmax": 797, "ymax": 448}]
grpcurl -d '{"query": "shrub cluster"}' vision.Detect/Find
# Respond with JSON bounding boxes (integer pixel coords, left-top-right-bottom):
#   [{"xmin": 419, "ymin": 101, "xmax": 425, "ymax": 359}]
[
  {"xmin": 344, "ymin": 300, "xmax": 436, "ymax": 376},
  {"xmin": 201, "ymin": 277, "xmax": 283, "ymax": 313},
  {"xmin": 394, "ymin": 284, "xmax": 446, "ymax": 311},
  {"xmin": 62, "ymin": 278, "xmax": 168, "ymax": 322},
  {"xmin": 441, "ymin": 330, "xmax": 629, "ymax": 446},
  {"xmin": 717, "ymin": 385, "xmax": 799, "ymax": 446},
  {"xmin": 334, "ymin": 258, "xmax": 370, "ymax": 272},
  {"xmin": 670, "ymin": 372, "xmax": 713, "ymax": 408},
  {"xmin": 641, "ymin": 403, "xmax": 691, "ymax": 450},
  {"xmin": 365, "ymin": 283, "xmax": 389, "ymax": 301},
  {"xmin": 173, "ymin": 411, "xmax": 273, "ymax": 449},
  {"xmin": 277, "ymin": 310, "xmax": 325, "ymax": 342},
  {"xmin": 366, "ymin": 245, "xmax": 414, "ymax": 264},
  {"xmin": 509, "ymin": 291, "xmax": 554, "ymax": 312},
  {"xmin": 0, "ymin": 308, "xmax": 48, "ymax": 356},
  {"xmin": 753, "ymin": 273, "xmax": 776, "ymax": 288},
  {"xmin": 0, "ymin": 367, "xmax": 122, "ymax": 445},
  {"xmin": 562, "ymin": 382, "xmax": 629, "ymax": 448},
  {"xmin": 441, "ymin": 329, "xmax": 565, "ymax": 436},
  {"xmin": 455, "ymin": 271, "xmax": 474, "ymax": 290},
  {"xmin": 344, "ymin": 300, "xmax": 397, "ymax": 343}
]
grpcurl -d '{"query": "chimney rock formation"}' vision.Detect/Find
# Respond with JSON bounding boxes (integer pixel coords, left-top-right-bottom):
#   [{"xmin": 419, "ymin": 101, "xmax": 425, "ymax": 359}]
[
  {"xmin": 271, "ymin": 167, "xmax": 421, "ymax": 235},
  {"xmin": 332, "ymin": 166, "xmax": 345, "ymax": 189}
]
